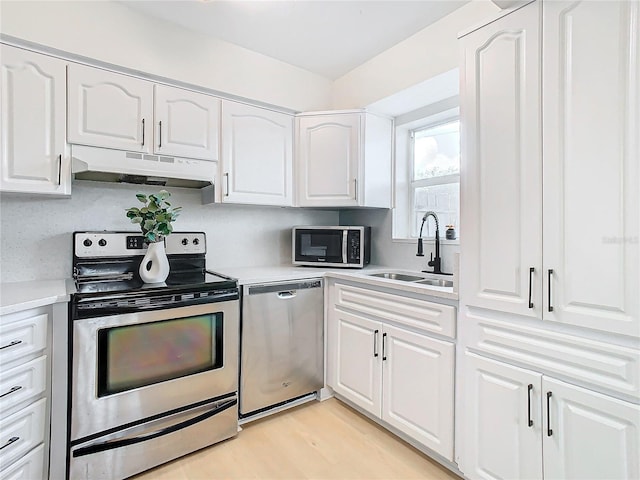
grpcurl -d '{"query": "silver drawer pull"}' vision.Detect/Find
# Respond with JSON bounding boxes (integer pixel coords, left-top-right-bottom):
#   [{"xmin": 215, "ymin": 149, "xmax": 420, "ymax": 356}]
[
  {"xmin": 0, "ymin": 386, "xmax": 23, "ymax": 399},
  {"xmin": 0, "ymin": 437, "xmax": 19, "ymax": 451},
  {"xmin": 0, "ymin": 340, "xmax": 22, "ymax": 350}
]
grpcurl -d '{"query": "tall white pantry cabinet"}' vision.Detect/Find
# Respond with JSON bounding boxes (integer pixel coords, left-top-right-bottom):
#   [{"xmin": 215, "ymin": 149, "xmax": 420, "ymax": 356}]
[{"xmin": 459, "ymin": 1, "xmax": 640, "ymax": 480}]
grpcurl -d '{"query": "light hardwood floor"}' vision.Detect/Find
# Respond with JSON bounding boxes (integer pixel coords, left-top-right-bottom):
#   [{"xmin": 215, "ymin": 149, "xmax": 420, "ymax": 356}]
[{"xmin": 134, "ymin": 398, "xmax": 461, "ymax": 480}]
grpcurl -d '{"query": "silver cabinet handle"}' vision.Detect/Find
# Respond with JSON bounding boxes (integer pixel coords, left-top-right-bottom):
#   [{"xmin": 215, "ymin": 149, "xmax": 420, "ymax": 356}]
[
  {"xmin": 158, "ymin": 120, "xmax": 162, "ymax": 148},
  {"xmin": 354, "ymin": 178, "xmax": 358, "ymax": 202},
  {"xmin": 0, "ymin": 385, "xmax": 22, "ymax": 399},
  {"xmin": 141, "ymin": 118, "xmax": 145, "ymax": 146},
  {"xmin": 0, "ymin": 339, "xmax": 22, "ymax": 350},
  {"xmin": 224, "ymin": 173, "xmax": 230, "ymax": 197}
]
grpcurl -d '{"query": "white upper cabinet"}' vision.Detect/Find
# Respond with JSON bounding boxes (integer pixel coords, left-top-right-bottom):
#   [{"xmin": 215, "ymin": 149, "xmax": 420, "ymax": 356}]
[
  {"xmin": 68, "ymin": 64, "xmax": 220, "ymax": 161},
  {"xmin": 67, "ymin": 64, "xmax": 153, "ymax": 153},
  {"xmin": 460, "ymin": 0, "xmax": 639, "ymax": 337},
  {"xmin": 154, "ymin": 84, "xmax": 219, "ymax": 161},
  {"xmin": 221, "ymin": 100, "xmax": 293, "ymax": 206},
  {"xmin": 460, "ymin": 1, "xmax": 542, "ymax": 319},
  {"xmin": 542, "ymin": 0, "xmax": 640, "ymax": 337},
  {"xmin": 1, "ymin": 45, "xmax": 70, "ymax": 195},
  {"xmin": 296, "ymin": 111, "xmax": 392, "ymax": 208}
]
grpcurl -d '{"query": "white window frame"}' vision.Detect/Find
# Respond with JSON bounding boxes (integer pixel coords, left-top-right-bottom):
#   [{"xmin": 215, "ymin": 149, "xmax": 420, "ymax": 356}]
[
  {"xmin": 409, "ymin": 118, "xmax": 460, "ymax": 239},
  {"xmin": 392, "ymin": 104, "xmax": 460, "ymax": 243}
]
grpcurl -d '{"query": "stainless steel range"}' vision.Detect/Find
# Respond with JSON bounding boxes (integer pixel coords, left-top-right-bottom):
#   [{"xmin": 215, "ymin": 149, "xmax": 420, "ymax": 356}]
[{"xmin": 68, "ymin": 232, "xmax": 239, "ymax": 480}]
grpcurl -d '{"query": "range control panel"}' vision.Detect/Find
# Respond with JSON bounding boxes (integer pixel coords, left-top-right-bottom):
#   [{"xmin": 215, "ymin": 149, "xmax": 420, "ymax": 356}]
[{"xmin": 74, "ymin": 232, "xmax": 206, "ymax": 258}]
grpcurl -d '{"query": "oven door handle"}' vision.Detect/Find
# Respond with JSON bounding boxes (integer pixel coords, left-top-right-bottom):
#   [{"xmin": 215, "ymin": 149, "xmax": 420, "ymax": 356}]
[{"xmin": 72, "ymin": 397, "xmax": 237, "ymax": 458}]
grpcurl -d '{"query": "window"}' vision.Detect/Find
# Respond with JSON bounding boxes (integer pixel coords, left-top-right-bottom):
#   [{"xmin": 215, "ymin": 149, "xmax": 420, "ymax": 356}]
[{"xmin": 410, "ymin": 120, "xmax": 460, "ymax": 238}]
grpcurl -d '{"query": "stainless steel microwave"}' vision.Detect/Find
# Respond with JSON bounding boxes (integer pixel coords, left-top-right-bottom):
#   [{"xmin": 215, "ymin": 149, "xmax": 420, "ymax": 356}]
[{"xmin": 292, "ymin": 226, "xmax": 371, "ymax": 268}]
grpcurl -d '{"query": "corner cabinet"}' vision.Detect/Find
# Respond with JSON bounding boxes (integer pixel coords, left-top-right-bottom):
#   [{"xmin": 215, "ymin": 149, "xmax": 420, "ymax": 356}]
[
  {"xmin": 460, "ymin": 0, "xmax": 639, "ymax": 337},
  {"xmin": 67, "ymin": 64, "xmax": 220, "ymax": 161},
  {"xmin": 220, "ymin": 100, "xmax": 293, "ymax": 206},
  {"xmin": 0, "ymin": 45, "xmax": 70, "ymax": 196},
  {"xmin": 462, "ymin": 352, "xmax": 640, "ymax": 480},
  {"xmin": 296, "ymin": 111, "xmax": 393, "ymax": 208},
  {"xmin": 327, "ymin": 280, "xmax": 456, "ymax": 460}
]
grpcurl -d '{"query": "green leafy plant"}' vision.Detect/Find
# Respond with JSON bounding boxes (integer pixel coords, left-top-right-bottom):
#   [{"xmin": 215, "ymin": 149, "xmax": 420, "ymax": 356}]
[{"xmin": 125, "ymin": 190, "xmax": 182, "ymax": 243}]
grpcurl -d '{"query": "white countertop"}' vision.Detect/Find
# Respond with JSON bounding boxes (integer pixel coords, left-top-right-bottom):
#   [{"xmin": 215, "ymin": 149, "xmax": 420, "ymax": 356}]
[
  {"xmin": 212, "ymin": 265, "xmax": 458, "ymax": 301},
  {"xmin": 0, "ymin": 279, "xmax": 72, "ymax": 316}
]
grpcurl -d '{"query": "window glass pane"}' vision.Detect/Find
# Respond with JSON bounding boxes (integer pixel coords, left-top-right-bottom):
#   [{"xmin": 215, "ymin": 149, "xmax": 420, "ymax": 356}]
[
  {"xmin": 412, "ymin": 183, "xmax": 460, "ymax": 238},
  {"xmin": 413, "ymin": 121, "xmax": 460, "ymax": 180}
]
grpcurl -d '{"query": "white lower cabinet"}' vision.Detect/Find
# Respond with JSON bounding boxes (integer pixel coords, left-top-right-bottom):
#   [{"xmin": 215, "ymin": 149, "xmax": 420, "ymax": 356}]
[
  {"xmin": 328, "ymin": 281, "xmax": 455, "ymax": 460},
  {"xmin": 0, "ymin": 307, "xmax": 51, "ymax": 480},
  {"xmin": 463, "ymin": 352, "xmax": 640, "ymax": 480}
]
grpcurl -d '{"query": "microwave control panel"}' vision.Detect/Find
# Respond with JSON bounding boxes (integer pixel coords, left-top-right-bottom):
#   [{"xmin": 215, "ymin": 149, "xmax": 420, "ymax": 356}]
[{"xmin": 347, "ymin": 230, "xmax": 361, "ymax": 264}]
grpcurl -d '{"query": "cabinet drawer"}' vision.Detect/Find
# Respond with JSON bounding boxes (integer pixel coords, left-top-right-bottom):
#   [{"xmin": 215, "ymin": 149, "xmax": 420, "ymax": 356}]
[
  {"xmin": 0, "ymin": 357, "xmax": 46, "ymax": 417},
  {"xmin": 0, "ymin": 399, "xmax": 46, "ymax": 469},
  {"xmin": 0, "ymin": 444, "xmax": 44, "ymax": 480},
  {"xmin": 466, "ymin": 310, "xmax": 640, "ymax": 401},
  {"xmin": 0, "ymin": 314, "xmax": 47, "ymax": 368},
  {"xmin": 334, "ymin": 283, "xmax": 456, "ymax": 338}
]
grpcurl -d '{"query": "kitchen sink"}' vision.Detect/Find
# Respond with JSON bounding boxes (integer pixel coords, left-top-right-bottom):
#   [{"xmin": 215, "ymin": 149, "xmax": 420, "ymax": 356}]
[
  {"xmin": 415, "ymin": 278, "xmax": 454, "ymax": 287},
  {"xmin": 367, "ymin": 271, "xmax": 454, "ymax": 288},
  {"xmin": 368, "ymin": 272, "xmax": 426, "ymax": 282}
]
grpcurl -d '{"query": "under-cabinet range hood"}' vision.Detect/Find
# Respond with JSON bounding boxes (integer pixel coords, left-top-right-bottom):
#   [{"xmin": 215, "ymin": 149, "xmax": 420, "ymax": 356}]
[{"xmin": 71, "ymin": 145, "xmax": 215, "ymax": 189}]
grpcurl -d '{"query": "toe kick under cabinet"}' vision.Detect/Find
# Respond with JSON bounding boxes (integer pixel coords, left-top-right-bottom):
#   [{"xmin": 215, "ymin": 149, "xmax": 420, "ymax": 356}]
[
  {"xmin": 326, "ymin": 279, "xmax": 456, "ymax": 461},
  {"xmin": 0, "ymin": 307, "xmax": 51, "ymax": 480}
]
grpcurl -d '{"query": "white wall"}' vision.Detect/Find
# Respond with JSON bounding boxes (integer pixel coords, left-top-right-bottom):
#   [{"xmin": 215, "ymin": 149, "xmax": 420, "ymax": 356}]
[
  {"xmin": 0, "ymin": 182, "xmax": 338, "ymax": 282},
  {"xmin": 0, "ymin": 1, "xmax": 332, "ymax": 112},
  {"xmin": 331, "ymin": 0, "xmax": 499, "ymax": 109}
]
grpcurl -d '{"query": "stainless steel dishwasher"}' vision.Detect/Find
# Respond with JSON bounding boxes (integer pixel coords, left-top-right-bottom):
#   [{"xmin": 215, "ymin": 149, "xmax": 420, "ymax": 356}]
[{"xmin": 240, "ymin": 278, "xmax": 324, "ymax": 417}]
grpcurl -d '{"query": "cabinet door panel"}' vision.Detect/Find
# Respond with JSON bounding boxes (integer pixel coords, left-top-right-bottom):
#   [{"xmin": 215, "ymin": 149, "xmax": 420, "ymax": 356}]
[
  {"xmin": 221, "ymin": 101, "xmax": 292, "ymax": 205},
  {"xmin": 543, "ymin": 0, "xmax": 639, "ymax": 337},
  {"xmin": 543, "ymin": 377, "xmax": 640, "ymax": 480},
  {"xmin": 67, "ymin": 64, "xmax": 152, "ymax": 152},
  {"xmin": 460, "ymin": 2, "xmax": 542, "ymax": 318},
  {"xmin": 462, "ymin": 352, "xmax": 543, "ymax": 480},
  {"xmin": 1, "ymin": 45, "xmax": 69, "ymax": 195},
  {"xmin": 330, "ymin": 309, "xmax": 381, "ymax": 417},
  {"xmin": 382, "ymin": 325, "xmax": 454, "ymax": 460},
  {"xmin": 297, "ymin": 114, "xmax": 359, "ymax": 207},
  {"xmin": 154, "ymin": 85, "xmax": 219, "ymax": 160}
]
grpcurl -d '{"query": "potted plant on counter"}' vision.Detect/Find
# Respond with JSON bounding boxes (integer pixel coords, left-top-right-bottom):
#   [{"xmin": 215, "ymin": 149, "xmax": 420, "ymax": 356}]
[{"xmin": 126, "ymin": 190, "xmax": 182, "ymax": 284}]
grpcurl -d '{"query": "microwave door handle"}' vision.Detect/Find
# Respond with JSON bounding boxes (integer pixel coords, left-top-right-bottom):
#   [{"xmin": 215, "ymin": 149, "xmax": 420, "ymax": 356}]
[
  {"xmin": 342, "ymin": 230, "xmax": 348, "ymax": 264},
  {"xmin": 71, "ymin": 397, "xmax": 237, "ymax": 457}
]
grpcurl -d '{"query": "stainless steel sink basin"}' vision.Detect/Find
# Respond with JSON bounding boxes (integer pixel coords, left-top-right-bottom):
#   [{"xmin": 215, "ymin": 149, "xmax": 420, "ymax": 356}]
[
  {"xmin": 368, "ymin": 272, "xmax": 425, "ymax": 282},
  {"xmin": 415, "ymin": 278, "xmax": 454, "ymax": 288},
  {"xmin": 367, "ymin": 271, "xmax": 454, "ymax": 288}
]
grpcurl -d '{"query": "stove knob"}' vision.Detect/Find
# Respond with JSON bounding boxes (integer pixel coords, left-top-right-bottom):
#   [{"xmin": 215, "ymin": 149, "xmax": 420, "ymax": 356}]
[
  {"xmin": 181, "ymin": 238, "xmax": 189, "ymax": 245},
  {"xmin": 83, "ymin": 239, "xmax": 92, "ymax": 247},
  {"xmin": 98, "ymin": 239, "xmax": 107, "ymax": 247},
  {"xmin": 192, "ymin": 238, "xmax": 200, "ymax": 246}
]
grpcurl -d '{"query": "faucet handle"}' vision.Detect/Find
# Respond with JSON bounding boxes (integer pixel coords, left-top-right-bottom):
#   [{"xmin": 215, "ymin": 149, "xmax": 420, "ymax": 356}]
[{"xmin": 428, "ymin": 252, "xmax": 435, "ymax": 267}]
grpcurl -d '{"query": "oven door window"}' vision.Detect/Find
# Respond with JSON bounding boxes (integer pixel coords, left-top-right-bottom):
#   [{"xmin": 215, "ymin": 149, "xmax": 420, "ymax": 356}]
[
  {"xmin": 97, "ymin": 313, "xmax": 223, "ymax": 397},
  {"xmin": 295, "ymin": 229, "xmax": 344, "ymax": 263}
]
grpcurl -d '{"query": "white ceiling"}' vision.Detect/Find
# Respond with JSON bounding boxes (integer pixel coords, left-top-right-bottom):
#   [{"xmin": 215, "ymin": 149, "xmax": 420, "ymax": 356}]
[{"xmin": 117, "ymin": 0, "xmax": 469, "ymax": 80}]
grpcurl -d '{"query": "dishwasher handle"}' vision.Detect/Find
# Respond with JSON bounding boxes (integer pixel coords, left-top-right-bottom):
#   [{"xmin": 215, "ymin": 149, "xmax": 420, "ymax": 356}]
[
  {"xmin": 246, "ymin": 279, "xmax": 322, "ymax": 296},
  {"xmin": 277, "ymin": 291, "xmax": 297, "ymax": 299}
]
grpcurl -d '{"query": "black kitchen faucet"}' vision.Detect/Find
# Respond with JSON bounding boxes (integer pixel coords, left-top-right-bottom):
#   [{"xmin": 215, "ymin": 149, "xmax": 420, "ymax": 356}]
[{"xmin": 416, "ymin": 211, "xmax": 451, "ymax": 275}]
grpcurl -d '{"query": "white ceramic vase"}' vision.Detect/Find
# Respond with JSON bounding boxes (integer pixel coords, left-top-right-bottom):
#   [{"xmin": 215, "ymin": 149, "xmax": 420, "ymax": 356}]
[{"xmin": 139, "ymin": 240, "xmax": 170, "ymax": 284}]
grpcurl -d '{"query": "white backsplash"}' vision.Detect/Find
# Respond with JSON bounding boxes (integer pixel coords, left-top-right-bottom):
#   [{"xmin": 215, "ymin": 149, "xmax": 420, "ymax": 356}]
[
  {"xmin": 0, "ymin": 181, "xmax": 338, "ymax": 283},
  {"xmin": 339, "ymin": 208, "xmax": 460, "ymax": 274}
]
